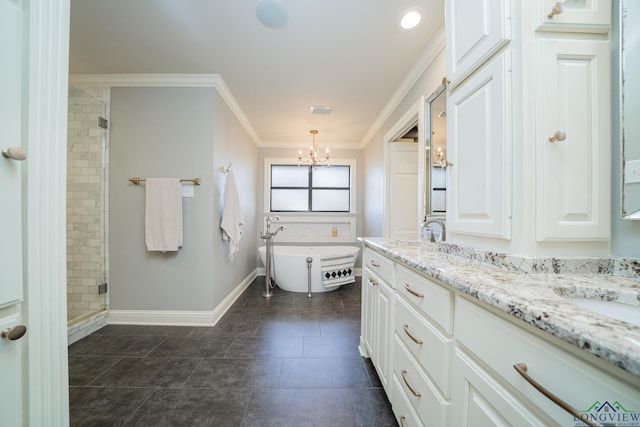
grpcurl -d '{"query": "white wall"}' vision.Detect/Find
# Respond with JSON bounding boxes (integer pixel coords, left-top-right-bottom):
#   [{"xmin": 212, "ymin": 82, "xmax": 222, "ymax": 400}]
[
  {"xmin": 256, "ymin": 147, "xmax": 364, "ymax": 266},
  {"xmin": 363, "ymin": 48, "xmax": 447, "ymax": 237},
  {"xmin": 109, "ymin": 86, "xmax": 257, "ymax": 313}
]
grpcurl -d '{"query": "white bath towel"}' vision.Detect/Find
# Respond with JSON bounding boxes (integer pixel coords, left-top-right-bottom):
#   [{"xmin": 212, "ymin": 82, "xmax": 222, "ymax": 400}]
[
  {"xmin": 144, "ymin": 178, "xmax": 183, "ymax": 252},
  {"xmin": 220, "ymin": 170, "xmax": 244, "ymax": 260}
]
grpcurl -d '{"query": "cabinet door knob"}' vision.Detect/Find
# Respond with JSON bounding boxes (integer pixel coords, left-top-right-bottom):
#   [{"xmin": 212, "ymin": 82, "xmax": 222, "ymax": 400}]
[
  {"xmin": 548, "ymin": 130, "xmax": 566, "ymax": 142},
  {"xmin": 1, "ymin": 325, "xmax": 27, "ymax": 341},
  {"xmin": 2, "ymin": 146, "xmax": 27, "ymax": 161},
  {"xmin": 547, "ymin": 2, "xmax": 564, "ymax": 19}
]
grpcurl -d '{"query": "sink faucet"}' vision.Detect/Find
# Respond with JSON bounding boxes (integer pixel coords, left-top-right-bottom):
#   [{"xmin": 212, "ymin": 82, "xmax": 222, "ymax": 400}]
[{"xmin": 421, "ymin": 218, "xmax": 446, "ymax": 242}]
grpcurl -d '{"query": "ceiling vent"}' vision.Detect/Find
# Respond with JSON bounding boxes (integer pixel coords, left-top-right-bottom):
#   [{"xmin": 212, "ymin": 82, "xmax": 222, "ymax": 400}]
[{"xmin": 310, "ymin": 106, "xmax": 334, "ymax": 115}]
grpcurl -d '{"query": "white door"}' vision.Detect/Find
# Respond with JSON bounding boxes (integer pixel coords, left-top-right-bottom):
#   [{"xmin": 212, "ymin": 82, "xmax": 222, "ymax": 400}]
[
  {"xmin": 0, "ymin": 0, "xmax": 26, "ymax": 425},
  {"xmin": 389, "ymin": 142, "xmax": 419, "ymax": 239}
]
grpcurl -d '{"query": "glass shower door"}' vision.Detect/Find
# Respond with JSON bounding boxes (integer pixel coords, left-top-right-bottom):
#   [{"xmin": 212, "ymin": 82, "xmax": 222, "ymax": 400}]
[{"xmin": 66, "ymin": 87, "xmax": 109, "ymax": 325}]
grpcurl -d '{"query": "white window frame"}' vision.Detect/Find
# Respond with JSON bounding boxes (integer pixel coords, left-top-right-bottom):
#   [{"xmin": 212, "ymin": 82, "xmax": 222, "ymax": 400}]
[{"xmin": 264, "ymin": 158, "xmax": 357, "ymax": 214}]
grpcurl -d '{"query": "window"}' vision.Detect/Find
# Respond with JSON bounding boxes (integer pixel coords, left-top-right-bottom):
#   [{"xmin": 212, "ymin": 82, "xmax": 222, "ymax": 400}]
[{"xmin": 270, "ymin": 164, "xmax": 352, "ymax": 212}]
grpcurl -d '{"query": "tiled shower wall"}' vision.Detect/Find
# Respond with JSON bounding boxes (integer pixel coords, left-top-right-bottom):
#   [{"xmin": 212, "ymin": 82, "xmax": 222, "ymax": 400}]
[{"xmin": 67, "ymin": 86, "xmax": 110, "ymax": 323}]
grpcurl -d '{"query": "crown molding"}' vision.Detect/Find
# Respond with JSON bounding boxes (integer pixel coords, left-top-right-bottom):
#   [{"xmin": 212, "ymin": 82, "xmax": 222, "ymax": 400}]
[
  {"xmin": 68, "ymin": 73, "xmax": 219, "ymax": 86},
  {"xmin": 258, "ymin": 140, "xmax": 361, "ymax": 150},
  {"xmin": 359, "ymin": 25, "xmax": 446, "ymax": 149},
  {"xmin": 68, "ymin": 73, "xmax": 261, "ymax": 145}
]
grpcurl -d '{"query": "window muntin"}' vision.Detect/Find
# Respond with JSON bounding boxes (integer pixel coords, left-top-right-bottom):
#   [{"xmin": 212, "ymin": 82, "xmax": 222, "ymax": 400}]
[{"xmin": 270, "ymin": 165, "xmax": 351, "ymax": 212}]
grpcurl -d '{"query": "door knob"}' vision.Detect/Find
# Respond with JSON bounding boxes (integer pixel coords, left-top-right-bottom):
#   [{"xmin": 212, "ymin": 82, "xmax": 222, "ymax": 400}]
[
  {"xmin": 548, "ymin": 130, "xmax": 567, "ymax": 142},
  {"xmin": 2, "ymin": 146, "xmax": 27, "ymax": 161},
  {"xmin": 1, "ymin": 325, "xmax": 27, "ymax": 341}
]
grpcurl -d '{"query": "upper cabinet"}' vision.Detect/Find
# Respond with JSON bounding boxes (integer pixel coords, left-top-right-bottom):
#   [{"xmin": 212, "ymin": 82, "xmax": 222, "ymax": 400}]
[
  {"xmin": 535, "ymin": 38, "xmax": 611, "ymax": 241},
  {"xmin": 534, "ymin": 0, "xmax": 611, "ymax": 32},
  {"xmin": 445, "ymin": 0, "xmax": 612, "ymax": 252},
  {"xmin": 446, "ymin": 0, "xmax": 511, "ymax": 87},
  {"xmin": 447, "ymin": 51, "xmax": 512, "ymax": 239}
]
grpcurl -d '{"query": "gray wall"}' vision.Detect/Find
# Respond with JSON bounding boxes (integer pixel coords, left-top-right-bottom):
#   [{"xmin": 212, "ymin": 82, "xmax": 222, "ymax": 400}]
[
  {"xmin": 212, "ymin": 92, "xmax": 259, "ymax": 304},
  {"xmin": 109, "ymin": 87, "xmax": 257, "ymax": 311},
  {"xmin": 363, "ymin": 46, "xmax": 447, "ymax": 237}
]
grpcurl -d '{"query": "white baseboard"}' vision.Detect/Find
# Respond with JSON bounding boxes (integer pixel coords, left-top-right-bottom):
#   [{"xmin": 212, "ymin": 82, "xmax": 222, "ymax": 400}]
[
  {"xmin": 358, "ymin": 336, "xmax": 370, "ymax": 358},
  {"xmin": 107, "ymin": 269, "xmax": 257, "ymax": 326}
]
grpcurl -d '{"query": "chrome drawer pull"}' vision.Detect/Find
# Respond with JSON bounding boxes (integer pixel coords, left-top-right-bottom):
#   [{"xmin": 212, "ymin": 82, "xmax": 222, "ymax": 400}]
[
  {"xmin": 404, "ymin": 283, "xmax": 424, "ymax": 298},
  {"xmin": 401, "ymin": 369, "xmax": 421, "ymax": 397},
  {"xmin": 513, "ymin": 363, "xmax": 599, "ymax": 427},
  {"xmin": 403, "ymin": 323, "xmax": 423, "ymax": 344},
  {"xmin": 370, "ymin": 260, "xmax": 380, "ymax": 268}
]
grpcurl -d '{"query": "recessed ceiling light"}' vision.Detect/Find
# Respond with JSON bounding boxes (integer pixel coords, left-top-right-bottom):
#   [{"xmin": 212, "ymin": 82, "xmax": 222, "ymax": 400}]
[
  {"xmin": 400, "ymin": 8, "xmax": 423, "ymax": 30},
  {"xmin": 256, "ymin": 0, "xmax": 289, "ymax": 29}
]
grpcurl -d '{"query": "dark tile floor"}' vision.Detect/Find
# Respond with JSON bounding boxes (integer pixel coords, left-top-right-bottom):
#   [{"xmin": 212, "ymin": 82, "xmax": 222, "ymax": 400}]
[{"xmin": 68, "ymin": 277, "xmax": 397, "ymax": 427}]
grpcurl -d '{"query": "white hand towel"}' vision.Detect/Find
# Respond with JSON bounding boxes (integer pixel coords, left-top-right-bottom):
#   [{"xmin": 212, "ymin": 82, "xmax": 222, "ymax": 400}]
[
  {"xmin": 220, "ymin": 170, "xmax": 244, "ymax": 260},
  {"xmin": 144, "ymin": 178, "xmax": 183, "ymax": 252}
]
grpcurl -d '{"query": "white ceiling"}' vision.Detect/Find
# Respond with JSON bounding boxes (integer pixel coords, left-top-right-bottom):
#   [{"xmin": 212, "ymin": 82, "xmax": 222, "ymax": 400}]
[{"xmin": 69, "ymin": 0, "xmax": 445, "ymax": 147}]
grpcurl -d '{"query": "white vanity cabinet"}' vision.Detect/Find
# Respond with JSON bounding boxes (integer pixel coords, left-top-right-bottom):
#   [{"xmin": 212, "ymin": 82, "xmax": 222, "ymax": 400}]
[
  {"xmin": 391, "ymin": 265, "xmax": 454, "ymax": 426},
  {"xmin": 452, "ymin": 295, "xmax": 640, "ymax": 426},
  {"xmin": 360, "ymin": 246, "xmax": 640, "ymax": 427},
  {"xmin": 361, "ymin": 248, "xmax": 395, "ymax": 394}
]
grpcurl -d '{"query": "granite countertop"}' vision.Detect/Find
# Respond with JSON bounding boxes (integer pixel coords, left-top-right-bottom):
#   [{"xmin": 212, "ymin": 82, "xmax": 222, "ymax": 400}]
[{"xmin": 361, "ymin": 238, "xmax": 640, "ymax": 378}]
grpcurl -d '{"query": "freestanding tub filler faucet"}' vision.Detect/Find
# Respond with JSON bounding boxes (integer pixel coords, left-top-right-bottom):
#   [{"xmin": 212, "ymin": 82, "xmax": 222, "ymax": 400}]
[{"xmin": 259, "ymin": 216, "xmax": 286, "ymax": 298}]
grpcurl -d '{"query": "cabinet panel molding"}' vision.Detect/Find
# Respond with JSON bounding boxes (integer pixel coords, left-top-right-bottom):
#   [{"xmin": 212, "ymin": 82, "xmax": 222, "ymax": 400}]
[
  {"xmin": 535, "ymin": 38, "xmax": 611, "ymax": 241},
  {"xmin": 447, "ymin": 50, "xmax": 512, "ymax": 239},
  {"xmin": 446, "ymin": 0, "xmax": 511, "ymax": 86}
]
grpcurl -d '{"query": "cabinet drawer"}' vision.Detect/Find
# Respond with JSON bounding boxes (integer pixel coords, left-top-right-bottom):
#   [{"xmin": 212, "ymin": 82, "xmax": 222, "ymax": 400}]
[
  {"xmin": 451, "ymin": 347, "xmax": 551, "ymax": 426},
  {"xmin": 395, "ymin": 295, "xmax": 453, "ymax": 398},
  {"xmin": 391, "ymin": 374, "xmax": 425, "ymax": 427},
  {"xmin": 393, "ymin": 335, "xmax": 450, "ymax": 426},
  {"xmin": 396, "ymin": 265, "xmax": 453, "ymax": 334},
  {"xmin": 534, "ymin": 0, "xmax": 611, "ymax": 32},
  {"xmin": 363, "ymin": 248, "xmax": 394, "ymax": 285},
  {"xmin": 455, "ymin": 296, "xmax": 640, "ymax": 424}
]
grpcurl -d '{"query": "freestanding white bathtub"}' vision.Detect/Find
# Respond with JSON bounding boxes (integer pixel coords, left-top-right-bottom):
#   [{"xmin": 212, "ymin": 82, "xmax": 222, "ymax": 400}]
[{"xmin": 258, "ymin": 245, "xmax": 360, "ymax": 293}]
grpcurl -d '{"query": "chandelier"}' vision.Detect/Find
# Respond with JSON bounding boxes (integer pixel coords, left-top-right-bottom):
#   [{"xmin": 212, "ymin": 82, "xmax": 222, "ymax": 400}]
[{"xmin": 298, "ymin": 129, "xmax": 329, "ymax": 169}]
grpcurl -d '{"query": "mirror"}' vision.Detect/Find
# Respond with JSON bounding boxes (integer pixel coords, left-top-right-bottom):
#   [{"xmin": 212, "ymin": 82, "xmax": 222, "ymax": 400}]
[
  {"xmin": 426, "ymin": 79, "xmax": 448, "ymax": 217},
  {"xmin": 621, "ymin": 0, "xmax": 640, "ymax": 219}
]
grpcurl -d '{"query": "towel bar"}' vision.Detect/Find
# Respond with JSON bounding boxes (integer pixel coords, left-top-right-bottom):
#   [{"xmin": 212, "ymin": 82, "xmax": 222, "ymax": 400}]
[{"xmin": 129, "ymin": 177, "xmax": 201, "ymax": 185}]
